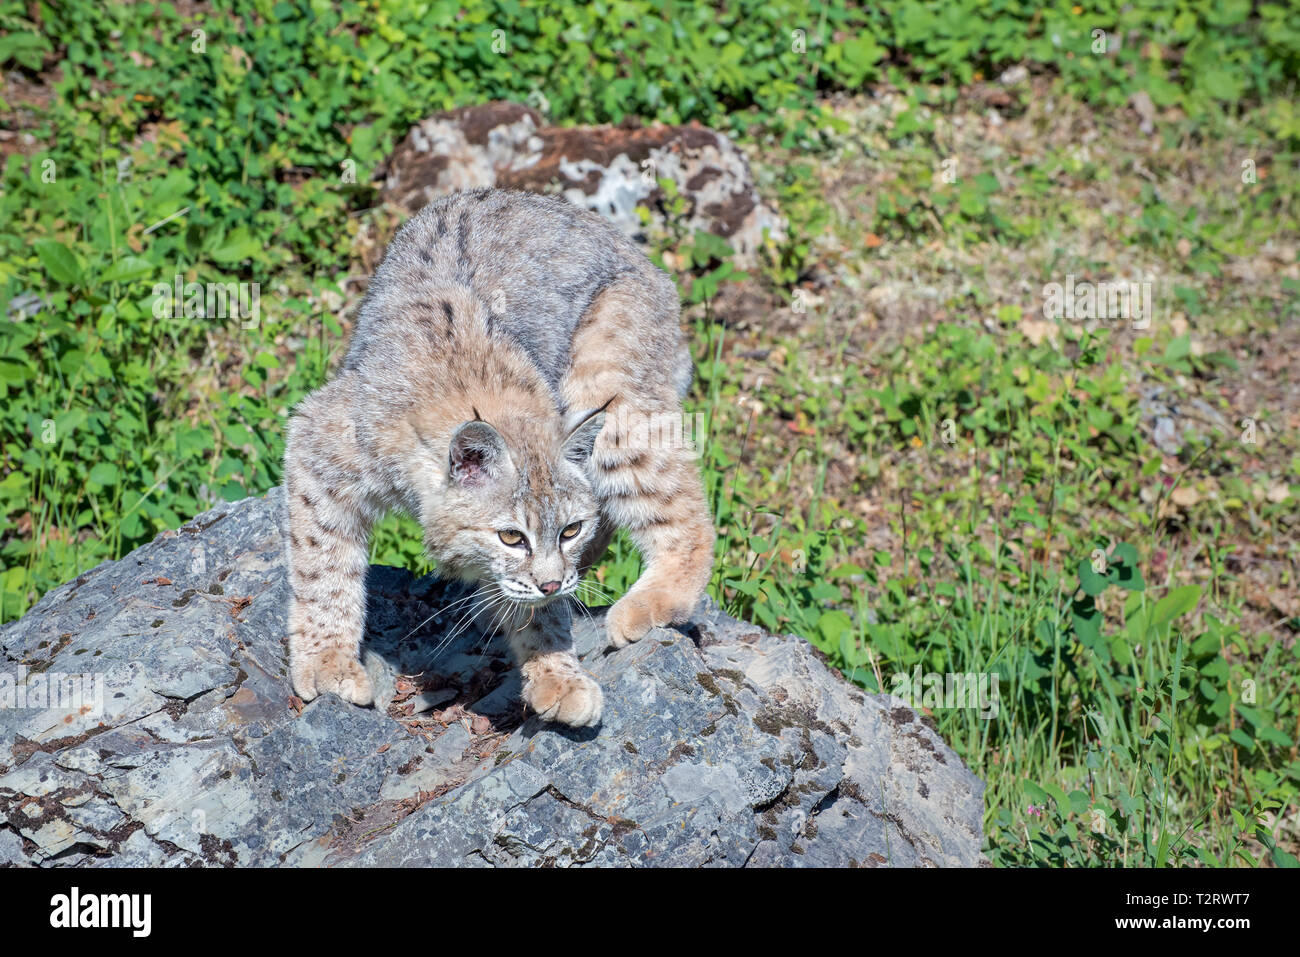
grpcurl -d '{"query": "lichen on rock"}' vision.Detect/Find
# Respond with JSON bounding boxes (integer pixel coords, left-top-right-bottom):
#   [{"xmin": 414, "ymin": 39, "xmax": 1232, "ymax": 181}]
[{"xmin": 381, "ymin": 102, "xmax": 785, "ymax": 268}]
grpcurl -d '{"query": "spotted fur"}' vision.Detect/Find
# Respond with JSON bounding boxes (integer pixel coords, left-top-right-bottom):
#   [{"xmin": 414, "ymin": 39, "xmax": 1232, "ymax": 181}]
[{"xmin": 284, "ymin": 188, "xmax": 715, "ymax": 725}]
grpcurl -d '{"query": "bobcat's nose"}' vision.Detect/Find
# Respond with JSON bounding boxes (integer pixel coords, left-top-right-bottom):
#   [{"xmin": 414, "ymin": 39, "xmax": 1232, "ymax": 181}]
[{"xmin": 538, "ymin": 580, "xmax": 561, "ymax": 596}]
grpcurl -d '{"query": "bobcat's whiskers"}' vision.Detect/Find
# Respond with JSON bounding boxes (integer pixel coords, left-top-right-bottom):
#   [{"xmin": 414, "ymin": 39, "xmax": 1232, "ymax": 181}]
[
  {"xmin": 399, "ymin": 584, "xmax": 489, "ymax": 645},
  {"xmin": 575, "ymin": 578, "xmax": 615, "ymax": 606},
  {"xmin": 514, "ymin": 604, "xmax": 536, "ymax": 632},
  {"xmin": 416, "ymin": 583, "xmax": 514, "ymax": 666}
]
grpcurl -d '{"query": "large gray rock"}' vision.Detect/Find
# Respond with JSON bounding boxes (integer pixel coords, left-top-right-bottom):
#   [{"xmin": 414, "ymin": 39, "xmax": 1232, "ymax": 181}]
[{"xmin": 0, "ymin": 491, "xmax": 985, "ymax": 867}]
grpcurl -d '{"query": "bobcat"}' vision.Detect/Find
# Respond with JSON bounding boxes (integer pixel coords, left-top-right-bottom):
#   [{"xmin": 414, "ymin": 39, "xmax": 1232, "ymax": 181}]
[{"xmin": 283, "ymin": 188, "xmax": 715, "ymax": 727}]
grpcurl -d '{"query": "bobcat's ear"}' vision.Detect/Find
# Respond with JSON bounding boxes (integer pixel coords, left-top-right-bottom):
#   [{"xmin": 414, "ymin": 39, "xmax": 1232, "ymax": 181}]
[
  {"xmin": 562, "ymin": 398, "xmax": 613, "ymax": 466},
  {"xmin": 448, "ymin": 419, "xmax": 511, "ymax": 487}
]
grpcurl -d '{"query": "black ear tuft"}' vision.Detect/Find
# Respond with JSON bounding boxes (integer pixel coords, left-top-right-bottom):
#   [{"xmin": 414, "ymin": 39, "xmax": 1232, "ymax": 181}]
[
  {"xmin": 562, "ymin": 401, "xmax": 611, "ymax": 466},
  {"xmin": 449, "ymin": 419, "xmax": 510, "ymax": 486}
]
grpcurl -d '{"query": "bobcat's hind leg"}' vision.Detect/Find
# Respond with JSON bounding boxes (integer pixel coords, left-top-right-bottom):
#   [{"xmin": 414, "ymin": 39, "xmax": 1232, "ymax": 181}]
[{"xmin": 284, "ymin": 382, "xmax": 375, "ymax": 706}]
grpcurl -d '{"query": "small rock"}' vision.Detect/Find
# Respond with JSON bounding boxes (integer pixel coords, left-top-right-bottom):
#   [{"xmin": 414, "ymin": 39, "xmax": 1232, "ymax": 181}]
[
  {"xmin": 410, "ymin": 687, "xmax": 457, "ymax": 714},
  {"xmin": 999, "ymin": 65, "xmax": 1029, "ymax": 86},
  {"xmin": 1130, "ymin": 90, "xmax": 1157, "ymax": 134}
]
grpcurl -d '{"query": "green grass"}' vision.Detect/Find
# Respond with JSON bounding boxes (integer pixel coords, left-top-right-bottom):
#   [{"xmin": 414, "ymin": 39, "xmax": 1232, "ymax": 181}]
[
  {"xmin": 2, "ymin": 0, "xmax": 1298, "ymax": 866},
  {"xmin": 673, "ymin": 315, "xmax": 1299, "ymax": 867}
]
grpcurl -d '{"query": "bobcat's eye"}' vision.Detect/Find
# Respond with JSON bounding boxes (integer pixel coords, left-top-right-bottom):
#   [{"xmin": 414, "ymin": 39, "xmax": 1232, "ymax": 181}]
[
  {"xmin": 560, "ymin": 521, "xmax": 582, "ymax": 540},
  {"xmin": 498, "ymin": 529, "xmax": 527, "ymax": 547}
]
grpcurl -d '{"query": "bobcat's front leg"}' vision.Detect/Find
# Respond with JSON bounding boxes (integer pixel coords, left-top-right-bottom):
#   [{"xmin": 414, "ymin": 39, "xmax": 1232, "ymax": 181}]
[
  {"xmin": 506, "ymin": 604, "xmax": 603, "ymax": 727},
  {"xmin": 561, "ymin": 274, "xmax": 716, "ymax": 649},
  {"xmin": 596, "ymin": 432, "xmax": 715, "ymax": 647},
  {"xmin": 284, "ymin": 384, "xmax": 375, "ymax": 706}
]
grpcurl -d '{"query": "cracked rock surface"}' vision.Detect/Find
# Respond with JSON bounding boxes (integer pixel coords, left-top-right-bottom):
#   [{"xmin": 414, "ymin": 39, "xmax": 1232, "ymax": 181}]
[{"xmin": 1, "ymin": 490, "xmax": 985, "ymax": 867}]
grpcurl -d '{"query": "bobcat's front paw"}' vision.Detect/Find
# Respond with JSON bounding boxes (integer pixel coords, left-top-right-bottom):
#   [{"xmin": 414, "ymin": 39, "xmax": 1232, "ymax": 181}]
[
  {"xmin": 521, "ymin": 657, "xmax": 604, "ymax": 727},
  {"xmin": 290, "ymin": 645, "xmax": 374, "ymax": 706},
  {"xmin": 606, "ymin": 587, "xmax": 696, "ymax": 649}
]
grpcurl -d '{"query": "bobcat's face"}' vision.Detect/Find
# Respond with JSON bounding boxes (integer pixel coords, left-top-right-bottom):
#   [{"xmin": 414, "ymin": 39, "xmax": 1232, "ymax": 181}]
[
  {"xmin": 485, "ymin": 493, "xmax": 598, "ymax": 604},
  {"xmin": 429, "ymin": 412, "xmax": 604, "ymax": 604}
]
